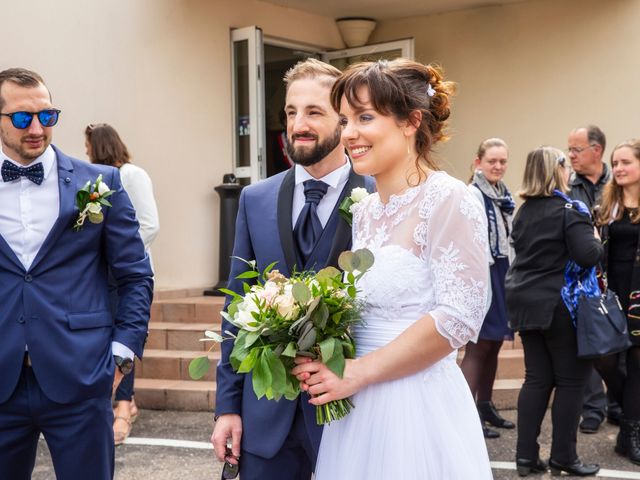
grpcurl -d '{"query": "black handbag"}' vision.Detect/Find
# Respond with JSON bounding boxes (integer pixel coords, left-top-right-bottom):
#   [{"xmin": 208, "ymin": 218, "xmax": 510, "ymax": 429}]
[{"xmin": 576, "ymin": 289, "xmax": 632, "ymax": 359}]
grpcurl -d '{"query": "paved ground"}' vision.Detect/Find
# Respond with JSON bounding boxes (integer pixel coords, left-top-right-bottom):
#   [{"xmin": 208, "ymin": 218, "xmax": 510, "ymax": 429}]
[{"xmin": 32, "ymin": 409, "xmax": 640, "ymax": 479}]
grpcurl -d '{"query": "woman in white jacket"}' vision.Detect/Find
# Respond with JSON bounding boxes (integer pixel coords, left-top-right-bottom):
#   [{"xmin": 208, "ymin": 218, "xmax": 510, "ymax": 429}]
[{"xmin": 85, "ymin": 123, "xmax": 159, "ymax": 445}]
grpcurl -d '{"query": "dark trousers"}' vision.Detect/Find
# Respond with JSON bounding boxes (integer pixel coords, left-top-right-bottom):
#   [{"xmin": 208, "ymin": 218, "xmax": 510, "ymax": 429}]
[
  {"xmin": 0, "ymin": 366, "xmax": 114, "ymax": 480},
  {"xmin": 239, "ymin": 401, "xmax": 315, "ymax": 480},
  {"xmin": 516, "ymin": 303, "xmax": 592, "ymax": 464},
  {"xmin": 581, "ymin": 369, "xmax": 607, "ymax": 422}
]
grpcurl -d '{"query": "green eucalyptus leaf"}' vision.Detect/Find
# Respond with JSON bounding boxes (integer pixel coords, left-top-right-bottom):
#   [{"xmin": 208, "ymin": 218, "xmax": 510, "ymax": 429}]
[
  {"xmin": 203, "ymin": 330, "xmax": 223, "ymax": 342},
  {"xmin": 88, "ymin": 211, "xmax": 104, "ymax": 224},
  {"xmin": 218, "ymin": 288, "xmax": 242, "ymax": 300},
  {"xmin": 245, "ymin": 331, "xmax": 261, "ymax": 348},
  {"xmin": 252, "ymin": 350, "xmax": 272, "ymax": 399},
  {"xmin": 188, "ymin": 356, "xmax": 210, "ymax": 380},
  {"xmin": 316, "ymin": 266, "xmax": 341, "ymax": 281},
  {"xmin": 292, "ymin": 282, "xmax": 311, "ymax": 304},
  {"xmin": 338, "ymin": 251, "xmax": 360, "ymax": 272},
  {"xmin": 236, "ymin": 271, "xmax": 260, "ymax": 279},
  {"xmin": 282, "ymin": 341, "xmax": 297, "ymax": 358},
  {"xmin": 347, "ymin": 286, "xmax": 357, "ymax": 298},
  {"xmin": 342, "ymin": 339, "xmax": 356, "ymax": 359},
  {"xmin": 297, "ymin": 323, "xmax": 317, "ymax": 351},
  {"xmin": 354, "ymin": 248, "xmax": 375, "ymax": 271},
  {"xmin": 237, "ymin": 348, "xmax": 259, "ymax": 373},
  {"xmin": 265, "ymin": 349, "xmax": 287, "ymax": 394},
  {"xmin": 325, "ymin": 348, "xmax": 346, "ymax": 378},
  {"xmin": 319, "ymin": 337, "xmax": 337, "ymax": 363},
  {"xmin": 312, "ymin": 301, "xmax": 329, "ymax": 330}
]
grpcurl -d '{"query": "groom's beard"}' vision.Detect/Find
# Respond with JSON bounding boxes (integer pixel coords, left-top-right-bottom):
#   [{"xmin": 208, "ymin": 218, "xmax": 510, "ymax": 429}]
[{"xmin": 285, "ymin": 126, "xmax": 342, "ymax": 167}]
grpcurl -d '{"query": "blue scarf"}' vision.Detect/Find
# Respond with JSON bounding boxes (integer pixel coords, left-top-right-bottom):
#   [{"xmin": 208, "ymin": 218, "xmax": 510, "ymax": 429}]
[{"xmin": 553, "ymin": 190, "xmax": 601, "ymax": 323}]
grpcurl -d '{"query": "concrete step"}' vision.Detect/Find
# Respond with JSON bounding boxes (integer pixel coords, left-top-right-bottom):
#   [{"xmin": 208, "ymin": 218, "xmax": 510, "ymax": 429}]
[
  {"xmin": 150, "ymin": 296, "xmax": 225, "ymax": 324},
  {"xmin": 134, "ymin": 378, "xmax": 216, "ymax": 411},
  {"xmin": 136, "ymin": 349, "xmax": 220, "ymax": 382},
  {"xmin": 456, "ymin": 348, "xmax": 524, "ymax": 380},
  {"xmin": 146, "ymin": 321, "xmax": 221, "ymax": 351},
  {"xmin": 492, "ymin": 378, "xmax": 524, "ymax": 410}
]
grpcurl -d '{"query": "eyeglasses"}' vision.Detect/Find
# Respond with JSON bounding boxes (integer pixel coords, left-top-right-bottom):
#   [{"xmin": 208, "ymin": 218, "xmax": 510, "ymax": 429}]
[
  {"xmin": 567, "ymin": 144, "xmax": 595, "ymax": 155},
  {"xmin": 0, "ymin": 109, "xmax": 61, "ymax": 129}
]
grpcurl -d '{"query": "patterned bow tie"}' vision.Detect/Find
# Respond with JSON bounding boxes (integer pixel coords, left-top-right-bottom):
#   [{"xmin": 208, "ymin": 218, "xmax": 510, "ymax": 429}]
[{"xmin": 1, "ymin": 160, "xmax": 44, "ymax": 185}]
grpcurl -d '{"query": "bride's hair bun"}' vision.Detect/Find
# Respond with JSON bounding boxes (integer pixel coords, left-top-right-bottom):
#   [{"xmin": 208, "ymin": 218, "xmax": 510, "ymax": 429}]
[{"xmin": 331, "ymin": 58, "xmax": 456, "ymax": 170}]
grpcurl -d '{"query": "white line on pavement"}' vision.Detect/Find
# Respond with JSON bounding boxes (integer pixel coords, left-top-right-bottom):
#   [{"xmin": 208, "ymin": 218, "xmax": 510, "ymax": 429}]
[
  {"xmin": 490, "ymin": 461, "xmax": 640, "ymax": 479},
  {"xmin": 122, "ymin": 441, "xmax": 640, "ymax": 480},
  {"xmin": 125, "ymin": 437, "xmax": 212, "ymax": 450}
]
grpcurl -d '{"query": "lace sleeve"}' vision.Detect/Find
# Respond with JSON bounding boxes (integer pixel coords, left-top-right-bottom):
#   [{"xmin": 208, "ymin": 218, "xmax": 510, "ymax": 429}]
[{"xmin": 417, "ymin": 178, "xmax": 491, "ymax": 349}]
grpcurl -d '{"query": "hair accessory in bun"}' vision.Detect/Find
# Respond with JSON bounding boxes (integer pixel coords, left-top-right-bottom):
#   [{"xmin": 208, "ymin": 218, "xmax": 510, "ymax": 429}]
[{"xmin": 426, "ymin": 83, "xmax": 436, "ymax": 97}]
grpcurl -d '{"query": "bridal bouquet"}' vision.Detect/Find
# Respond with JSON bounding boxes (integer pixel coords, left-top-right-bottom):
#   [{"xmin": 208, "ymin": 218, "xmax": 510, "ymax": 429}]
[{"xmin": 190, "ymin": 249, "xmax": 374, "ymax": 424}]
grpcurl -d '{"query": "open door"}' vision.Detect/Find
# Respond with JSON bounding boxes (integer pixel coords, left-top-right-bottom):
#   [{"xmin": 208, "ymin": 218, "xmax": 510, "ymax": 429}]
[
  {"xmin": 321, "ymin": 38, "xmax": 414, "ymax": 69},
  {"xmin": 231, "ymin": 26, "xmax": 266, "ymax": 184}
]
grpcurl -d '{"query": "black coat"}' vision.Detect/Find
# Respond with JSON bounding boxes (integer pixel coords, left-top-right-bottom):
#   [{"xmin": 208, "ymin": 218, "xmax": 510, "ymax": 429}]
[{"xmin": 505, "ymin": 196, "xmax": 603, "ymax": 331}]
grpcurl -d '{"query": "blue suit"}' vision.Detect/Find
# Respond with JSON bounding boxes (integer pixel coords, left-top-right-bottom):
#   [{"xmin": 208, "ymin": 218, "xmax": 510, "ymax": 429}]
[
  {"xmin": 0, "ymin": 146, "xmax": 153, "ymax": 480},
  {"xmin": 216, "ymin": 166, "xmax": 374, "ymax": 480}
]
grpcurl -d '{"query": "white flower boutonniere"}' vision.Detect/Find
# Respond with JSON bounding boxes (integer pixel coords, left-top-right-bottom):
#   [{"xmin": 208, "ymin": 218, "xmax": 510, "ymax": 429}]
[
  {"xmin": 73, "ymin": 174, "xmax": 115, "ymax": 231},
  {"xmin": 339, "ymin": 187, "xmax": 371, "ymax": 226}
]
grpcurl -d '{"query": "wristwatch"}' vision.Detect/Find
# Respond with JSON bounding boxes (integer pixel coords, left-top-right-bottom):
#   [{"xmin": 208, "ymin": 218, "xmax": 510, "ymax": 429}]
[{"xmin": 113, "ymin": 355, "xmax": 134, "ymax": 375}]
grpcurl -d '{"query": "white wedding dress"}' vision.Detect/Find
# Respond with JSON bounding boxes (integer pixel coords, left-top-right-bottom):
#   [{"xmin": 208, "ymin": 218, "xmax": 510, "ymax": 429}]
[{"xmin": 315, "ymin": 171, "xmax": 494, "ymax": 480}]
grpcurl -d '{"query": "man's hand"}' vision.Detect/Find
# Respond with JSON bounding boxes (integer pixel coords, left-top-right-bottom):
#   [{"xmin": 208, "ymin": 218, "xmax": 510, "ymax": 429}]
[
  {"xmin": 112, "ymin": 367, "xmax": 124, "ymax": 395},
  {"xmin": 212, "ymin": 414, "xmax": 242, "ymax": 465}
]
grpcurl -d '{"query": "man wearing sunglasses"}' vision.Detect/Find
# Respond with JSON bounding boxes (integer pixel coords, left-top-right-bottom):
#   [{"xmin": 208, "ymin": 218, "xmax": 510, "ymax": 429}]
[{"xmin": 0, "ymin": 68, "xmax": 153, "ymax": 480}]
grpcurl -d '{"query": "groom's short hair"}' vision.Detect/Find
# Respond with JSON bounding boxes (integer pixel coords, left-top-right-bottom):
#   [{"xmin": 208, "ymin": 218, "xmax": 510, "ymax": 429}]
[
  {"xmin": 283, "ymin": 58, "xmax": 341, "ymax": 91},
  {"xmin": 0, "ymin": 68, "xmax": 49, "ymax": 111}
]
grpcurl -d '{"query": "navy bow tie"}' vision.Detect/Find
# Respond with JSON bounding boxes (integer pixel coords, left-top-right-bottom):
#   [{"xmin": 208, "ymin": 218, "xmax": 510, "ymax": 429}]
[{"xmin": 1, "ymin": 160, "xmax": 44, "ymax": 185}]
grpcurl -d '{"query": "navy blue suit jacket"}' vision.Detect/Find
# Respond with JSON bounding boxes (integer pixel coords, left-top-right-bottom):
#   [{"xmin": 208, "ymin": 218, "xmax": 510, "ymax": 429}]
[
  {"xmin": 215, "ymin": 166, "xmax": 374, "ymax": 459},
  {"xmin": 0, "ymin": 146, "xmax": 153, "ymax": 404}
]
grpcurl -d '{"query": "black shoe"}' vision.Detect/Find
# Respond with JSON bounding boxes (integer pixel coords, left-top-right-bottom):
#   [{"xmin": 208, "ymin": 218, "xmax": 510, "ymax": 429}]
[
  {"xmin": 615, "ymin": 418, "xmax": 640, "ymax": 465},
  {"xmin": 483, "ymin": 425, "xmax": 500, "ymax": 439},
  {"xmin": 548, "ymin": 458, "xmax": 600, "ymax": 476},
  {"xmin": 608, "ymin": 406, "xmax": 623, "ymax": 426},
  {"xmin": 478, "ymin": 401, "xmax": 515, "ymax": 429},
  {"xmin": 516, "ymin": 458, "xmax": 548, "ymax": 477},
  {"xmin": 579, "ymin": 417, "xmax": 601, "ymax": 434}
]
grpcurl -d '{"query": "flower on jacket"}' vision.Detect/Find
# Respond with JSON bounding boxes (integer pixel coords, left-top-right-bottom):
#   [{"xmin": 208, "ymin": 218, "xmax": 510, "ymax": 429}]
[
  {"xmin": 339, "ymin": 187, "xmax": 371, "ymax": 226},
  {"xmin": 73, "ymin": 174, "xmax": 115, "ymax": 232}
]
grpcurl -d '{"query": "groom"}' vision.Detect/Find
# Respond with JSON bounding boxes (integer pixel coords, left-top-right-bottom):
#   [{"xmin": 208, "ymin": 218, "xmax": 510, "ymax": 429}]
[
  {"xmin": 212, "ymin": 59, "xmax": 374, "ymax": 479},
  {"xmin": 0, "ymin": 68, "xmax": 153, "ymax": 479}
]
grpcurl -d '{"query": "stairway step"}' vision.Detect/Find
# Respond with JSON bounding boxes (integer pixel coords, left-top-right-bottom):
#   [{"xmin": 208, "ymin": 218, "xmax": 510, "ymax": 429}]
[
  {"xmin": 134, "ymin": 378, "xmax": 216, "ymax": 411},
  {"xmin": 151, "ymin": 296, "xmax": 225, "ymax": 324},
  {"xmin": 491, "ymin": 378, "xmax": 523, "ymax": 410},
  {"xmin": 137, "ymin": 349, "xmax": 220, "ymax": 381},
  {"xmin": 146, "ymin": 321, "xmax": 221, "ymax": 351}
]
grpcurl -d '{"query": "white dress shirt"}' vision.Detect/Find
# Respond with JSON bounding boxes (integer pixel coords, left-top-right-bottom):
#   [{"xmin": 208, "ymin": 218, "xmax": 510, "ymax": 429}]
[
  {"xmin": 0, "ymin": 145, "xmax": 59, "ymax": 270},
  {"xmin": 119, "ymin": 163, "xmax": 160, "ymax": 271},
  {"xmin": 0, "ymin": 145, "xmax": 133, "ymax": 359},
  {"xmin": 292, "ymin": 158, "xmax": 351, "ymax": 228}
]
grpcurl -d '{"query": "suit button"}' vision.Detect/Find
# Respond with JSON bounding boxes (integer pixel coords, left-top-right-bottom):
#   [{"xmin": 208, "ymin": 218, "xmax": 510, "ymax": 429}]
[
  {"xmin": 24, "ymin": 274, "xmax": 33, "ymax": 282},
  {"xmin": 18, "ymin": 316, "xmax": 25, "ymax": 324}
]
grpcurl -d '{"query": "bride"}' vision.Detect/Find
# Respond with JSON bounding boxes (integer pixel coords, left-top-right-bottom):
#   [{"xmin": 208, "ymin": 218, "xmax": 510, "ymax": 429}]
[{"xmin": 292, "ymin": 59, "xmax": 494, "ymax": 479}]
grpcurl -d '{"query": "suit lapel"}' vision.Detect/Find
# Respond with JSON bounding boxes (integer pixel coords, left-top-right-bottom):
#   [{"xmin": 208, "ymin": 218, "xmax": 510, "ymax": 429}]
[
  {"xmin": 326, "ymin": 169, "xmax": 366, "ymax": 268},
  {"xmin": 28, "ymin": 147, "xmax": 76, "ymax": 272},
  {"xmin": 276, "ymin": 168, "xmax": 297, "ymax": 275}
]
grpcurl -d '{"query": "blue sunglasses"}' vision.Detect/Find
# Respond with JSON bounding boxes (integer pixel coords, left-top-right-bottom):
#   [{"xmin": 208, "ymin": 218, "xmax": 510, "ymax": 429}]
[{"xmin": 0, "ymin": 109, "xmax": 61, "ymax": 129}]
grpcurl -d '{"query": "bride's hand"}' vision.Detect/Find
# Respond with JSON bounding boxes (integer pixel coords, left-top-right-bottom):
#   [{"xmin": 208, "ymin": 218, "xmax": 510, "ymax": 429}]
[{"xmin": 292, "ymin": 357, "xmax": 364, "ymax": 406}]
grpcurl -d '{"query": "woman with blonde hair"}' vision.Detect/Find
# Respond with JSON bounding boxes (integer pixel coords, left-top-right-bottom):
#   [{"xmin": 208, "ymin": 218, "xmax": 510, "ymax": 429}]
[
  {"xmin": 505, "ymin": 146, "xmax": 602, "ymax": 476},
  {"xmin": 461, "ymin": 138, "xmax": 515, "ymax": 439},
  {"xmin": 595, "ymin": 139, "xmax": 640, "ymax": 465}
]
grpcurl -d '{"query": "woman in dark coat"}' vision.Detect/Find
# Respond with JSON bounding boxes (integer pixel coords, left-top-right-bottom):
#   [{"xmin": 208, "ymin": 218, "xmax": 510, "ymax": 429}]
[{"xmin": 505, "ymin": 146, "xmax": 603, "ymax": 477}]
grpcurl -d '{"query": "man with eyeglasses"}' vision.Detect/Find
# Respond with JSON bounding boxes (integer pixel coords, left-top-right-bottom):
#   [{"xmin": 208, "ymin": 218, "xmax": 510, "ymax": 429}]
[
  {"xmin": 0, "ymin": 68, "xmax": 153, "ymax": 480},
  {"xmin": 566, "ymin": 124, "xmax": 621, "ymax": 435}
]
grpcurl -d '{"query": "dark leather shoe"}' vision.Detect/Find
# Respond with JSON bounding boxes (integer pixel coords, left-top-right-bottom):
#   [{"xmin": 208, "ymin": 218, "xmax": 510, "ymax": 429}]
[
  {"xmin": 615, "ymin": 418, "xmax": 640, "ymax": 465},
  {"xmin": 579, "ymin": 417, "xmax": 601, "ymax": 434},
  {"xmin": 548, "ymin": 458, "xmax": 599, "ymax": 476},
  {"xmin": 478, "ymin": 401, "xmax": 515, "ymax": 429},
  {"xmin": 608, "ymin": 405, "xmax": 623, "ymax": 426},
  {"xmin": 516, "ymin": 458, "xmax": 548, "ymax": 477},
  {"xmin": 483, "ymin": 425, "xmax": 500, "ymax": 439}
]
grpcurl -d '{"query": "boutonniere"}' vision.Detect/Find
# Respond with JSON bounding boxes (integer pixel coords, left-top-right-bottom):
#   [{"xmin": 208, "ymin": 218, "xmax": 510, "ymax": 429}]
[
  {"xmin": 73, "ymin": 174, "xmax": 115, "ymax": 231},
  {"xmin": 338, "ymin": 187, "xmax": 371, "ymax": 226}
]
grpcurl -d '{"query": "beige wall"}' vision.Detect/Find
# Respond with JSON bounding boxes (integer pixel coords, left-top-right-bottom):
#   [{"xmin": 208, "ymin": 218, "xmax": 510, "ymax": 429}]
[
  {"xmin": 371, "ymin": 0, "xmax": 640, "ymax": 189},
  {"xmin": 4, "ymin": 0, "xmax": 343, "ymax": 289}
]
